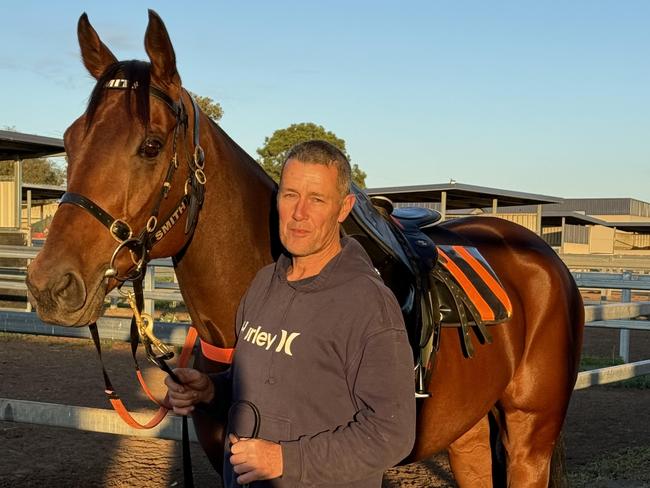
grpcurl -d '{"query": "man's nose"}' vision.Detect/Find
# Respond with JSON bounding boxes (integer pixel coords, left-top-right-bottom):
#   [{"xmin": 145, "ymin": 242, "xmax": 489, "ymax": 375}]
[{"xmin": 292, "ymin": 198, "xmax": 308, "ymax": 221}]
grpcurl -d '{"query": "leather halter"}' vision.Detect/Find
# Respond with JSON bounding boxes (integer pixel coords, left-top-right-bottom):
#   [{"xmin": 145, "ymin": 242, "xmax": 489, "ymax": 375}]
[{"xmin": 59, "ymin": 81, "xmax": 206, "ymax": 282}]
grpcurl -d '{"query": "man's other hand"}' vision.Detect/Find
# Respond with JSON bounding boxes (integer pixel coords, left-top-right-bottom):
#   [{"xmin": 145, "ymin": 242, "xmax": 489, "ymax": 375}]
[
  {"xmin": 229, "ymin": 433, "xmax": 283, "ymax": 484},
  {"xmin": 164, "ymin": 368, "xmax": 214, "ymax": 415}
]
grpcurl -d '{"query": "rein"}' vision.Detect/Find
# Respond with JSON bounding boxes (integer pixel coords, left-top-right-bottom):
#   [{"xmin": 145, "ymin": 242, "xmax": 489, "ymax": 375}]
[{"xmin": 60, "ymin": 80, "xmax": 233, "ymax": 488}]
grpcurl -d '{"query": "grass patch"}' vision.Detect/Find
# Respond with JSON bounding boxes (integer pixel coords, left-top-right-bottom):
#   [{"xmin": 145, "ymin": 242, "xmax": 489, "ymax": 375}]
[
  {"xmin": 580, "ymin": 355, "xmax": 650, "ymax": 389},
  {"xmin": 569, "ymin": 445, "xmax": 650, "ymax": 486}
]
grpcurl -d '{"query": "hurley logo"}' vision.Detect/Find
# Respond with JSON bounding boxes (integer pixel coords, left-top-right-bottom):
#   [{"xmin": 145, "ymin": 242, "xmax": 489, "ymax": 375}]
[{"xmin": 240, "ymin": 321, "xmax": 301, "ymax": 356}]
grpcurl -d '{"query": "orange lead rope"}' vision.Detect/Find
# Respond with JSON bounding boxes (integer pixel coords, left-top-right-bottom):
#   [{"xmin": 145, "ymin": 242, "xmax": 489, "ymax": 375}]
[{"xmin": 90, "ymin": 324, "xmax": 234, "ymax": 429}]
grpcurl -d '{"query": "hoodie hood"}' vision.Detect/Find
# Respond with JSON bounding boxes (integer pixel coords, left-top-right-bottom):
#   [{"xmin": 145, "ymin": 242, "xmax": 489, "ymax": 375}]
[{"xmin": 273, "ymin": 236, "xmax": 379, "ymax": 293}]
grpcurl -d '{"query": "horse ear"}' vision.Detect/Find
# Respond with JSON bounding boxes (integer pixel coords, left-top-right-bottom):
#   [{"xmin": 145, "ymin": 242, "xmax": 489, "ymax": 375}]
[
  {"xmin": 77, "ymin": 13, "xmax": 118, "ymax": 80},
  {"xmin": 144, "ymin": 10, "xmax": 181, "ymax": 88}
]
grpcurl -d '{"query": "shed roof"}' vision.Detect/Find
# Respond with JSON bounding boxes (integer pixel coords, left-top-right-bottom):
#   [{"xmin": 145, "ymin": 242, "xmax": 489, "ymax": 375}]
[
  {"xmin": 22, "ymin": 183, "xmax": 66, "ymax": 201},
  {"xmin": 607, "ymin": 222, "xmax": 650, "ymax": 234},
  {"xmin": 540, "ymin": 211, "xmax": 608, "ymax": 227},
  {"xmin": 0, "ymin": 130, "xmax": 65, "ymax": 161},
  {"xmin": 366, "ymin": 182, "xmax": 562, "ymax": 209}
]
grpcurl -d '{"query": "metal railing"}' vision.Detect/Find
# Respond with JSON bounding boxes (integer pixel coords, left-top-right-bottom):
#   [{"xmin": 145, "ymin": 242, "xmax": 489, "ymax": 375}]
[
  {"xmin": 0, "ymin": 244, "xmax": 181, "ymax": 317},
  {"xmin": 575, "ymin": 271, "xmax": 650, "ymax": 362},
  {"xmin": 1, "ymin": 250, "xmax": 650, "ymax": 443},
  {"xmin": 562, "ymin": 253, "xmax": 650, "ymax": 272}
]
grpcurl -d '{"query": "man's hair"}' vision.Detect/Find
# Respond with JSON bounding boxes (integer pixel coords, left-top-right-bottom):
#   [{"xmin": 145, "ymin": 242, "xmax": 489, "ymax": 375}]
[{"xmin": 281, "ymin": 140, "xmax": 352, "ymax": 197}]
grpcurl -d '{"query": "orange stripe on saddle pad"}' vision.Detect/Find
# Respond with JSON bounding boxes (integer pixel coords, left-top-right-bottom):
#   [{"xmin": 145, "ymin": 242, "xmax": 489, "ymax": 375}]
[
  {"xmin": 437, "ymin": 247, "xmax": 495, "ymax": 322},
  {"xmin": 452, "ymin": 245, "xmax": 513, "ymax": 316}
]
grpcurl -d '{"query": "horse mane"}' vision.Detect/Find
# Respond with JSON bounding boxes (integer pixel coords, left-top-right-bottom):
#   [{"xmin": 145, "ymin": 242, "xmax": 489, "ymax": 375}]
[{"xmin": 85, "ymin": 60, "xmax": 151, "ymax": 131}]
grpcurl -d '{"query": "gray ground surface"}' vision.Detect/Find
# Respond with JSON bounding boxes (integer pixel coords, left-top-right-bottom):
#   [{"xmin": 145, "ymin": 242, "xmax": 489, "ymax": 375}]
[{"xmin": 0, "ymin": 327, "xmax": 648, "ymax": 487}]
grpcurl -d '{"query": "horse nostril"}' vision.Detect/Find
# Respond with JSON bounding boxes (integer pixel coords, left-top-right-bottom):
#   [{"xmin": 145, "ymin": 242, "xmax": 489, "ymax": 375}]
[{"xmin": 52, "ymin": 272, "xmax": 86, "ymax": 311}]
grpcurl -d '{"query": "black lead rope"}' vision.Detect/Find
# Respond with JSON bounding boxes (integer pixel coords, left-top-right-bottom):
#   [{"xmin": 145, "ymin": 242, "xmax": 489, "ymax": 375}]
[
  {"xmin": 227, "ymin": 400, "xmax": 261, "ymax": 488},
  {"xmin": 131, "ymin": 277, "xmax": 194, "ymax": 488},
  {"xmin": 89, "ymin": 287, "xmax": 194, "ymax": 488}
]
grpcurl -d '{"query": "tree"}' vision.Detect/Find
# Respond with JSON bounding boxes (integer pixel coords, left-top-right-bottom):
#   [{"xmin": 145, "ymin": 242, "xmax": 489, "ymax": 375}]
[
  {"xmin": 189, "ymin": 91, "xmax": 223, "ymax": 123},
  {"xmin": 256, "ymin": 122, "xmax": 367, "ymax": 188},
  {"xmin": 0, "ymin": 158, "xmax": 65, "ymax": 186}
]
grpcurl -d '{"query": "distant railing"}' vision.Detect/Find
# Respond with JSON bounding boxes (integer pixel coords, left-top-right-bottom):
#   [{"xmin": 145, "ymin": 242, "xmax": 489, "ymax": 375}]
[
  {"xmin": 562, "ymin": 253, "xmax": 650, "ymax": 272},
  {"xmin": 2, "ymin": 249, "xmax": 650, "ymax": 444},
  {"xmin": 575, "ymin": 271, "xmax": 650, "ymax": 362},
  {"xmin": 3, "ymin": 245, "xmax": 649, "ymax": 376},
  {"xmin": 0, "ymin": 244, "xmax": 181, "ymax": 317}
]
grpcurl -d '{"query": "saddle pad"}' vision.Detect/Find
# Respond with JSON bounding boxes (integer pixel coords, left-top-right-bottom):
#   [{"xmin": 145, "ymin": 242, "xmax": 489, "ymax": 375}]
[{"xmin": 436, "ymin": 245, "xmax": 512, "ymax": 324}]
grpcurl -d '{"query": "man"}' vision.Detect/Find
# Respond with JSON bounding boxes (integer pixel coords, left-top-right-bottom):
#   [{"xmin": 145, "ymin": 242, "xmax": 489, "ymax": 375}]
[{"xmin": 166, "ymin": 140, "xmax": 415, "ymax": 487}]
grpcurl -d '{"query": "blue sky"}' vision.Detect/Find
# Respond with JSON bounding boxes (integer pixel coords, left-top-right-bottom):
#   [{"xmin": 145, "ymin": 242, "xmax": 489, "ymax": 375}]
[{"xmin": 2, "ymin": 1, "xmax": 649, "ymax": 200}]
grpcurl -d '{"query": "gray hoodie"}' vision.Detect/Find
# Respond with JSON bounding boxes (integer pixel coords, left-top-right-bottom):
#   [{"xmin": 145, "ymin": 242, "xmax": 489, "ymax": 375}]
[{"xmin": 216, "ymin": 237, "xmax": 416, "ymax": 487}]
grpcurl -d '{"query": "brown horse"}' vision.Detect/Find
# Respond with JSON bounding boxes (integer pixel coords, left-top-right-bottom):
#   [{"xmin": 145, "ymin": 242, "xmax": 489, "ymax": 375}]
[{"xmin": 26, "ymin": 11, "xmax": 584, "ymax": 487}]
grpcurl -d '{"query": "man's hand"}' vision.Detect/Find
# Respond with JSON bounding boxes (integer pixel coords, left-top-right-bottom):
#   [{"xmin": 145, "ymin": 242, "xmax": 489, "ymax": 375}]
[
  {"xmin": 164, "ymin": 368, "xmax": 214, "ymax": 415},
  {"xmin": 229, "ymin": 433, "xmax": 283, "ymax": 484}
]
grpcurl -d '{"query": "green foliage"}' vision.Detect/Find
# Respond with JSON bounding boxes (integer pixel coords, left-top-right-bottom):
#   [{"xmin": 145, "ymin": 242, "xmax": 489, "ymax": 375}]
[
  {"xmin": 351, "ymin": 164, "xmax": 367, "ymax": 189},
  {"xmin": 189, "ymin": 91, "xmax": 223, "ymax": 123},
  {"xmin": 256, "ymin": 122, "xmax": 367, "ymax": 188},
  {"xmin": 0, "ymin": 158, "xmax": 65, "ymax": 185}
]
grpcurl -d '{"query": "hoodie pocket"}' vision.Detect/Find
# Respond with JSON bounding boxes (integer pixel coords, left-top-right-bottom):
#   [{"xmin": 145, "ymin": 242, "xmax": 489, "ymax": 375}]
[{"xmin": 258, "ymin": 412, "xmax": 292, "ymax": 442}]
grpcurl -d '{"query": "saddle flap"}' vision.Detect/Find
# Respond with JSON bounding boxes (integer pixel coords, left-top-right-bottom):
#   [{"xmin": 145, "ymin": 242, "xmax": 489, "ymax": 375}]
[
  {"xmin": 435, "ymin": 245, "xmax": 512, "ymax": 325},
  {"xmin": 347, "ymin": 185, "xmax": 414, "ymax": 273}
]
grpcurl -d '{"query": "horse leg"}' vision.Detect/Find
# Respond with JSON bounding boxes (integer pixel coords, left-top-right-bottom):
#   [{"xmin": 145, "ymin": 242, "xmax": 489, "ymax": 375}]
[
  {"xmin": 499, "ymin": 403, "xmax": 565, "ymax": 487},
  {"xmin": 499, "ymin": 310, "xmax": 579, "ymax": 488},
  {"xmin": 447, "ymin": 414, "xmax": 494, "ymax": 488}
]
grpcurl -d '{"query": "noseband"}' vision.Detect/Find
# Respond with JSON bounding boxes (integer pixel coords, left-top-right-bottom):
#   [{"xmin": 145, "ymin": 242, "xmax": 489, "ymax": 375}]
[{"xmin": 59, "ymin": 80, "xmax": 206, "ymax": 282}]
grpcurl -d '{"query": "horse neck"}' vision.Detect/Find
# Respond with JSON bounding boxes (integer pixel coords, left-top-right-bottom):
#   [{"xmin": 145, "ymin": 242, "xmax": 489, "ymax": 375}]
[{"xmin": 173, "ymin": 118, "xmax": 278, "ymax": 346}]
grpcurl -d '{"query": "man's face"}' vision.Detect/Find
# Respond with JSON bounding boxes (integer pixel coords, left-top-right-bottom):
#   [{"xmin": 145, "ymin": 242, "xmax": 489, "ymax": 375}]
[{"xmin": 277, "ymin": 159, "xmax": 355, "ymax": 258}]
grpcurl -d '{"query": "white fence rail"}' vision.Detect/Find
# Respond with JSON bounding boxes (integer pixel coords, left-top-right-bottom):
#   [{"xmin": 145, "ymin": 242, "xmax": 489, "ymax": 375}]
[
  {"xmin": 0, "ymin": 397, "xmax": 196, "ymax": 442},
  {"xmin": 574, "ymin": 359, "xmax": 650, "ymax": 390},
  {"xmin": 574, "ymin": 271, "xmax": 649, "ymax": 362},
  {"xmin": 0, "ymin": 244, "xmax": 180, "ymax": 316}
]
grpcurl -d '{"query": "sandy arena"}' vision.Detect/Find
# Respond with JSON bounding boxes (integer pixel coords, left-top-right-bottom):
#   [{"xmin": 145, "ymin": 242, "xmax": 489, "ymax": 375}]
[{"xmin": 1, "ymin": 327, "xmax": 649, "ymax": 487}]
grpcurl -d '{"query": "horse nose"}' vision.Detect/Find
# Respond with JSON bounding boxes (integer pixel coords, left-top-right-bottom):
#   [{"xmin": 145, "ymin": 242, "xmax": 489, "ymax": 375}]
[
  {"xmin": 51, "ymin": 271, "xmax": 87, "ymax": 312},
  {"xmin": 28, "ymin": 268, "xmax": 88, "ymax": 315}
]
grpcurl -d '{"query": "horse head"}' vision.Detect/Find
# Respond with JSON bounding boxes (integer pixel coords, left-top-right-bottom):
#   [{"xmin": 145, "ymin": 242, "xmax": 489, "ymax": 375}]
[{"xmin": 27, "ymin": 10, "xmax": 205, "ymax": 326}]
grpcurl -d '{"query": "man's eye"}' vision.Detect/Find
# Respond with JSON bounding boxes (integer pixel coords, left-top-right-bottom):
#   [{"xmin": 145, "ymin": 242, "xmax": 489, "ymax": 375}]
[{"xmin": 140, "ymin": 139, "xmax": 162, "ymax": 158}]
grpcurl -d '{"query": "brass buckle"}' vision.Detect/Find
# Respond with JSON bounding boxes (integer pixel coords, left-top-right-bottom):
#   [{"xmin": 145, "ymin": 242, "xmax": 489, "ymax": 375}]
[
  {"xmin": 193, "ymin": 145, "xmax": 205, "ymax": 169},
  {"xmin": 194, "ymin": 169, "xmax": 206, "ymax": 185},
  {"xmin": 125, "ymin": 292, "xmax": 174, "ymax": 362},
  {"xmin": 109, "ymin": 219, "xmax": 133, "ymax": 243},
  {"xmin": 106, "ymin": 238, "xmax": 146, "ymax": 281},
  {"xmin": 146, "ymin": 216, "xmax": 158, "ymax": 233}
]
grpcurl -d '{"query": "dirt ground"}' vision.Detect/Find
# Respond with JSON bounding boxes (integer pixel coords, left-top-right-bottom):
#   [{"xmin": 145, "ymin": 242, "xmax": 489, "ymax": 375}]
[{"xmin": 1, "ymin": 327, "xmax": 649, "ymax": 487}]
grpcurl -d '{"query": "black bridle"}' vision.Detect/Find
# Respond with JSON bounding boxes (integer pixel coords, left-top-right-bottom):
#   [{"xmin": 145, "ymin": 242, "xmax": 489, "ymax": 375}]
[
  {"xmin": 61, "ymin": 79, "xmax": 206, "ymax": 488},
  {"xmin": 60, "ymin": 81, "xmax": 206, "ymax": 283}
]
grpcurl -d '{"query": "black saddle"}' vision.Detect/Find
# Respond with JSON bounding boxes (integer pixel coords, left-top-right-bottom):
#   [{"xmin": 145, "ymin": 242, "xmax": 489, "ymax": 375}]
[{"xmin": 344, "ymin": 184, "xmax": 511, "ymax": 397}]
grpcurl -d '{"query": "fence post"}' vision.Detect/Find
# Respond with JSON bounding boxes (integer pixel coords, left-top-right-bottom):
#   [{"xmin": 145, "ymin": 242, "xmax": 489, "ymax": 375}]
[
  {"xmin": 144, "ymin": 267, "xmax": 155, "ymax": 318},
  {"xmin": 619, "ymin": 272, "xmax": 632, "ymax": 362}
]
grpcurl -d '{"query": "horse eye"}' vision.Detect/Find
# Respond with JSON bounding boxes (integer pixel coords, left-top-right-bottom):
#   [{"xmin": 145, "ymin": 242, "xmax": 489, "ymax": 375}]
[{"xmin": 140, "ymin": 139, "xmax": 162, "ymax": 158}]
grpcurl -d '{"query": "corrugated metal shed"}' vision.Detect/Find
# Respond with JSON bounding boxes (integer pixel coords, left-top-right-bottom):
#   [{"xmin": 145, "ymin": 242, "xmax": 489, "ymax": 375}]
[
  {"xmin": 0, "ymin": 130, "xmax": 64, "ymax": 161},
  {"xmin": 367, "ymin": 182, "xmax": 562, "ymax": 209},
  {"xmin": 492, "ymin": 198, "xmax": 650, "ymax": 217}
]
